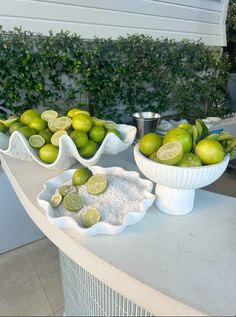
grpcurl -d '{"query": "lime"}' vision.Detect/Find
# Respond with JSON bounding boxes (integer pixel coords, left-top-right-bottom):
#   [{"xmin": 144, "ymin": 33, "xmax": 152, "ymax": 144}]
[
  {"xmin": 89, "ymin": 126, "xmax": 106, "ymax": 143},
  {"xmin": 77, "ymin": 110, "xmax": 90, "ymax": 117},
  {"xmin": 18, "ymin": 126, "xmax": 36, "ymax": 139},
  {"xmin": 41, "ymin": 110, "xmax": 58, "ymax": 122},
  {"xmin": 29, "ymin": 117, "xmax": 47, "ymax": 132},
  {"xmin": 72, "ymin": 114, "xmax": 92, "ymax": 132},
  {"xmin": 48, "ymin": 120, "xmax": 58, "ymax": 133},
  {"xmin": 79, "ymin": 140, "xmax": 97, "ymax": 158},
  {"xmin": 50, "ymin": 193, "xmax": 62, "ymax": 208},
  {"xmin": 86, "ymin": 175, "xmax": 107, "ymax": 195},
  {"xmin": 0, "ymin": 122, "xmax": 6, "ymax": 133},
  {"xmin": 177, "ymin": 153, "xmax": 202, "ymax": 167},
  {"xmin": 195, "ymin": 139, "xmax": 225, "ymax": 165},
  {"xmin": 9, "ymin": 123, "xmax": 25, "ymax": 134},
  {"xmin": 163, "ymin": 127, "xmax": 192, "ymax": 153},
  {"xmin": 91, "ymin": 117, "xmax": 105, "ymax": 127},
  {"xmin": 139, "ymin": 133, "xmax": 162, "ymax": 156},
  {"xmin": 20, "ymin": 109, "xmax": 40, "ymax": 126},
  {"xmin": 149, "ymin": 152, "xmax": 161, "ymax": 163},
  {"xmin": 63, "ymin": 192, "xmax": 84, "ymax": 212},
  {"xmin": 70, "ymin": 130, "xmax": 88, "ymax": 148},
  {"xmin": 82, "ymin": 208, "xmax": 101, "ymax": 228},
  {"xmin": 51, "ymin": 130, "xmax": 68, "ymax": 147},
  {"xmin": 67, "ymin": 108, "xmax": 81, "ymax": 118},
  {"xmin": 39, "ymin": 129, "xmax": 53, "ymax": 144},
  {"xmin": 177, "ymin": 123, "xmax": 193, "ymax": 136},
  {"xmin": 29, "ymin": 135, "xmax": 45, "ymax": 148},
  {"xmin": 104, "ymin": 121, "xmax": 117, "ymax": 129},
  {"xmin": 106, "ymin": 129, "xmax": 123, "ymax": 140},
  {"xmin": 0, "ymin": 116, "xmax": 19, "ymax": 128},
  {"xmin": 39, "ymin": 144, "xmax": 59, "ymax": 164},
  {"xmin": 156, "ymin": 142, "xmax": 184, "ymax": 165},
  {"xmin": 58, "ymin": 184, "xmax": 73, "ymax": 197},
  {"xmin": 54, "ymin": 116, "xmax": 72, "ymax": 131},
  {"xmin": 72, "ymin": 167, "xmax": 93, "ymax": 186}
]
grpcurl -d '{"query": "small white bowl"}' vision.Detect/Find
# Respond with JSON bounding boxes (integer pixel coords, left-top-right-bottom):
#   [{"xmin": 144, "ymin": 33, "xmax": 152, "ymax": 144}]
[
  {"xmin": 0, "ymin": 124, "xmax": 136, "ymax": 169},
  {"xmin": 37, "ymin": 166, "xmax": 155, "ymax": 237},
  {"xmin": 134, "ymin": 144, "xmax": 229, "ymax": 216}
]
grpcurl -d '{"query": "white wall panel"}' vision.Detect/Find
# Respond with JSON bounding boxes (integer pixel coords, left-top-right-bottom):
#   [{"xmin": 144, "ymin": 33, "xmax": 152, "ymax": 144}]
[{"xmin": 0, "ymin": 0, "xmax": 229, "ymax": 46}]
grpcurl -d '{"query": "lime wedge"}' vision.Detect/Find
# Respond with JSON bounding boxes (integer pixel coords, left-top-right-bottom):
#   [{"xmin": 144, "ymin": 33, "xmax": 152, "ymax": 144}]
[
  {"xmin": 63, "ymin": 192, "xmax": 84, "ymax": 212},
  {"xmin": 82, "ymin": 207, "xmax": 101, "ymax": 228},
  {"xmin": 50, "ymin": 193, "xmax": 62, "ymax": 208},
  {"xmin": 29, "ymin": 135, "xmax": 45, "ymax": 148},
  {"xmin": 86, "ymin": 175, "xmax": 107, "ymax": 195},
  {"xmin": 54, "ymin": 117, "xmax": 72, "ymax": 131},
  {"xmin": 41, "ymin": 110, "xmax": 58, "ymax": 122},
  {"xmin": 51, "ymin": 130, "xmax": 68, "ymax": 146},
  {"xmin": 0, "ymin": 116, "xmax": 18, "ymax": 128},
  {"xmin": 104, "ymin": 121, "xmax": 117, "ymax": 129},
  {"xmin": 58, "ymin": 184, "xmax": 73, "ymax": 197},
  {"xmin": 156, "ymin": 142, "xmax": 183, "ymax": 165}
]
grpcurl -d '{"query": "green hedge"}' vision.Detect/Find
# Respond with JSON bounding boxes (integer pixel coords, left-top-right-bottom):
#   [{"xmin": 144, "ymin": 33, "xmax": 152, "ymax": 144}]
[{"xmin": 0, "ymin": 27, "xmax": 231, "ymax": 122}]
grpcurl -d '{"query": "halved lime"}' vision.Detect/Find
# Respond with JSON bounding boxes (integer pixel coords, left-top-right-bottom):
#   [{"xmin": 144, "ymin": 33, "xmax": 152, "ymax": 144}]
[
  {"xmin": 41, "ymin": 110, "xmax": 58, "ymax": 122},
  {"xmin": 104, "ymin": 121, "xmax": 117, "ymax": 129},
  {"xmin": 29, "ymin": 135, "xmax": 45, "ymax": 148},
  {"xmin": 82, "ymin": 207, "xmax": 101, "ymax": 228},
  {"xmin": 156, "ymin": 142, "xmax": 183, "ymax": 165},
  {"xmin": 50, "ymin": 193, "xmax": 62, "ymax": 208},
  {"xmin": 51, "ymin": 130, "xmax": 68, "ymax": 147},
  {"xmin": 63, "ymin": 192, "xmax": 84, "ymax": 212},
  {"xmin": 86, "ymin": 175, "xmax": 107, "ymax": 195},
  {"xmin": 58, "ymin": 184, "xmax": 73, "ymax": 197},
  {"xmin": 54, "ymin": 117, "xmax": 72, "ymax": 131},
  {"xmin": 48, "ymin": 120, "xmax": 58, "ymax": 133},
  {"xmin": 72, "ymin": 167, "xmax": 93, "ymax": 186}
]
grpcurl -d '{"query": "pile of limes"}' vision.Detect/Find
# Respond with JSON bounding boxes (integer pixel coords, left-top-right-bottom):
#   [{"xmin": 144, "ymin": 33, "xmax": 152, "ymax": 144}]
[
  {"xmin": 50, "ymin": 167, "xmax": 107, "ymax": 228},
  {"xmin": 0, "ymin": 108, "xmax": 123, "ymax": 164},
  {"xmin": 139, "ymin": 119, "xmax": 236, "ymax": 167}
]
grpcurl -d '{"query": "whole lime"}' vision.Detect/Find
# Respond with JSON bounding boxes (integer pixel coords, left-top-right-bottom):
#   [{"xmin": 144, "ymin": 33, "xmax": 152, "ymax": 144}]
[
  {"xmin": 195, "ymin": 139, "xmax": 225, "ymax": 165},
  {"xmin": 39, "ymin": 144, "xmax": 59, "ymax": 164},
  {"xmin": 139, "ymin": 133, "xmax": 162, "ymax": 156},
  {"xmin": 29, "ymin": 117, "xmax": 47, "ymax": 133},
  {"xmin": 20, "ymin": 109, "xmax": 41, "ymax": 126},
  {"xmin": 18, "ymin": 126, "xmax": 36, "ymax": 139},
  {"xmin": 163, "ymin": 127, "xmax": 192, "ymax": 153},
  {"xmin": 89, "ymin": 126, "xmax": 106, "ymax": 143},
  {"xmin": 9, "ymin": 123, "xmax": 25, "ymax": 134},
  {"xmin": 177, "ymin": 153, "xmax": 202, "ymax": 167},
  {"xmin": 72, "ymin": 113, "xmax": 92, "ymax": 132},
  {"xmin": 79, "ymin": 140, "xmax": 97, "ymax": 158},
  {"xmin": 39, "ymin": 129, "xmax": 53, "ymax": 144},
  {"xmin": 177, "ymin": 123, "xmax": 193, "ymax": 136},
  {"xmin": 72, "ymin": 167, "xmax": 93, "ymax": 186},
  {"xmin": 70, "ymin": 130, "xmax": 88, "ymax": 148}
]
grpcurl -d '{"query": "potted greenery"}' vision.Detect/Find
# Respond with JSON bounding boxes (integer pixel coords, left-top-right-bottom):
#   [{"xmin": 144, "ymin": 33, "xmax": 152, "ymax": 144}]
[{"xmin": 226, "ymin": 0, "xmax": 236, "ymax": 108}]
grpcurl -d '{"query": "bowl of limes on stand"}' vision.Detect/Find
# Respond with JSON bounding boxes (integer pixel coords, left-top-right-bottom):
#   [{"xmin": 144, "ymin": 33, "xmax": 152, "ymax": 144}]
[
  {"xmin": 0, "ymin": 108, "xmax": 136, "ymax": 169},
  {"xmin": 134, "ymin": 120, "xmax": 236, "ymax": 215}
]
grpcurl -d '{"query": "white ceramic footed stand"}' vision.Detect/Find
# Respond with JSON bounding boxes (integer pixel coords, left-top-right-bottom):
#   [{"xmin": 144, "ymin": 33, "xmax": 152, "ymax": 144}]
[{"xmin": 155, "ymin": 183, "xmax": 195, "ymax": 216}]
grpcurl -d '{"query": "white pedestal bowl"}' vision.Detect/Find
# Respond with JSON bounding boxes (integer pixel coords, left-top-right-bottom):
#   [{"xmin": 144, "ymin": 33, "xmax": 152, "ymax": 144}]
[{"xmin": 133, "ymin": 144, "xmax": 230, "ymax": 216}]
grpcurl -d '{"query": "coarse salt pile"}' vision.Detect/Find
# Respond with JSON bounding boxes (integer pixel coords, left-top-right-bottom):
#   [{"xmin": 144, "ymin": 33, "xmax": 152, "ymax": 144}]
[{"xmin": 54, "ymin": 174, "xmax": 146, "ymax": 226}]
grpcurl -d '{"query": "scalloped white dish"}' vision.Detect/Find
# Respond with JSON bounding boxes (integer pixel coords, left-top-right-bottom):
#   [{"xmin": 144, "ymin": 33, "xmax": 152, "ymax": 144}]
[
  {"xmin": 0, "ymin": 124, "xmax": 136, "ymax": 169},
  {"xmin": 37, "ymin": 166, "xmax": 155, "ymax": 237}
]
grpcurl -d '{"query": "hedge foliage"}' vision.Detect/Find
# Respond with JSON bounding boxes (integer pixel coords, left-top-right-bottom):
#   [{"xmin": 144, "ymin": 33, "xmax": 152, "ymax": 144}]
[{"xmin": 0, "ymin": 27, "xmax": 231, "ymax": 122}]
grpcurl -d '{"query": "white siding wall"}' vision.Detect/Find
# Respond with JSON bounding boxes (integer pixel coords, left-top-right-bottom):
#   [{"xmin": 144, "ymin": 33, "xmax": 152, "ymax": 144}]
[{"xmin": 0, "ymin": 0, "xmax": 229, "ymax": 46}]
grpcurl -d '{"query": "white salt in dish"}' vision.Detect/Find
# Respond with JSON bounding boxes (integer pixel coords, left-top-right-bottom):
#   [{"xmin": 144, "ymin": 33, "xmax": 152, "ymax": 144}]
[{"xmin": 37, "ymin": 166, "xmax": 155, "ymax": 237}]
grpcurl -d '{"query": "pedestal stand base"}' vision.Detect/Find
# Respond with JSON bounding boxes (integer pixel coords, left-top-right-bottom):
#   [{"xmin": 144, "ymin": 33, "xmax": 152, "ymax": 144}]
[{"xmin": 155, "ymin": 183, "xmax": 195, "ymax": 216}]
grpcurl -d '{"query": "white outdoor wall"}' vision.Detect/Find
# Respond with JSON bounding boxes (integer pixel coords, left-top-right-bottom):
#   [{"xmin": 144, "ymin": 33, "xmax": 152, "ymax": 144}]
[{"xmin": 0, "ymin": 0, "xmax": 229, "ymax": 46}]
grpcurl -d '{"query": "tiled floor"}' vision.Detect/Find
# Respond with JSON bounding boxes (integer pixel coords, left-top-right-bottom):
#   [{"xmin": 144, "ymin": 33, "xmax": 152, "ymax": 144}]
[{"xmin": 0, "ymin": 168, "xmax": 235, "ymax": 317}]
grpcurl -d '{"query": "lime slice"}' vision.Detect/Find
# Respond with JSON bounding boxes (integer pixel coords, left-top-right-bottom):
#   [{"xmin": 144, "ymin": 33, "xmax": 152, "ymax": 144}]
[
  {"xmin": 72, "ymin": 167, "xmax": 93, "ymax": 186},
  {"xmin": 41, "ymin": 110, "xmax": 58, "ymax": 122},
  {"xmin": 51, "ymin": 130, "xmax": 68, "ymax": 147},
  {"xmin": 156, "ymin": 142, "xmax": 183, "ymax": 165},
  {"xmin": 58, "ymin": 184, "xmax": 73, "ymax": 197},
  {"xmin": 48, "ymin": 120, "xmax": 58, "ymax": 133},
  {"xmin": 82, "ymin": 207, "xmax": 101, "ymax": 228},
  {"xmin": 104, "ymin": 121, "xmax": 117, "ymax": 129},
  {"xmin": 50, "ymin": 193, "xmax": 62, "ymax": 208},
  {"xmin": 29, "ymin": 135, "xmax": 45, "ymax": 148},
  {"xmin": 86, "ymin": 175, "xmax": 107, "ymax": 195},
  {"xmin": 0, "ymin": 116, "xmax": 18, "ymax": 128},
  {"xmin": 54, "ymin": 117, "xmax": 72, "ymax": 131},
  {"xmin": 63, "ymin": 192, "xmax": 84, "ymax": 212}
]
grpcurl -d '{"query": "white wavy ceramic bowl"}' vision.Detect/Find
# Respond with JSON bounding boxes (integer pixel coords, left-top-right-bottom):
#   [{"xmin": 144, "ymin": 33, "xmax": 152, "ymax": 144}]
[
  {"xmin": 0, "ymin": 124, "xmax": 136, "ymax": 169},
  {"xmin": 37, "ymin": 166, "xmax": 155, "ymax": 237},
  {"xmin": 134, "ymin": 144, "xmax": 229, "ymax": 215}
]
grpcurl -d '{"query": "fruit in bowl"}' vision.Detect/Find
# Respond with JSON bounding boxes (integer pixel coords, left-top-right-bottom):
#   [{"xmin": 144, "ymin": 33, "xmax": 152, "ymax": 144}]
[{"xmin": 134, "ymin": 119, "xmax": 235, "ymax": 216}]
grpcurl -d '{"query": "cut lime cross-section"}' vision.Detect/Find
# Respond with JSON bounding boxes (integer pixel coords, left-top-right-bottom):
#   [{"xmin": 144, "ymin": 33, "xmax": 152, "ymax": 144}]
[
  {"xmin": 156, "ymin": 142, "xmax": 183, "ymax": 165},
  {"xmin": 41, "ymin": 110, "xmax": 58, "ymax": 122},
  {"xmin": 51, "ymin": 130, "xmax": 68, "ymax": 147},
  {"xmin": 29, "ymin": 135, "xmax": 45, "ymax": 148},
  {"xmin": 86, "ymin": 175, "xmax": 108, "ymax": 195},
  {"xmin": 50, "ymin": 193, "xmax": 62, "ymax": 208},
  {"xmin": 63, "ymin": 192, "xmax": 84, "ymax": 212},
  {"xmin": 54, "ymin": 116, "xmax": 72, "ymax": 131},
  {"xmin": 58, "ymin": 184, "xmax": 73, "ymax": 197},
  {"xmin": 82, "ymin": 207, "xmax": 101, "ymax": 228}
]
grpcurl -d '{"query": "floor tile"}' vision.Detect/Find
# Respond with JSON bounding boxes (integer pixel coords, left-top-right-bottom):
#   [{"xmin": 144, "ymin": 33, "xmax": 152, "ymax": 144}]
[
  {"xmin": 0, "ymin": 249, "xmax": 53, "ymax": 316},
  {"xmin": 26, "ymin": 238, "xmax": 64, "ymax": 312}
]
